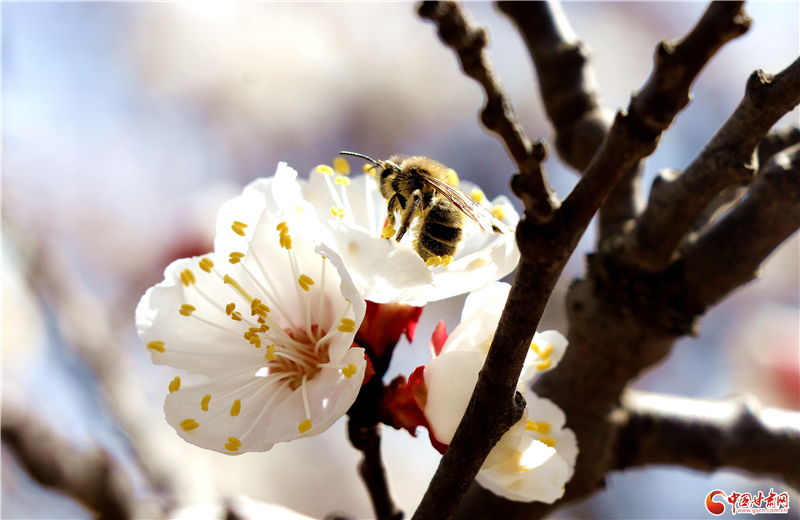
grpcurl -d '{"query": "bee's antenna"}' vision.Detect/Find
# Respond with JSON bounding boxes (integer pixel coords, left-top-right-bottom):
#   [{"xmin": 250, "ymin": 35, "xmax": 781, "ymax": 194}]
[{"xmin": 339, "ymin": 151, "xmax": 379, "ymax": 165}]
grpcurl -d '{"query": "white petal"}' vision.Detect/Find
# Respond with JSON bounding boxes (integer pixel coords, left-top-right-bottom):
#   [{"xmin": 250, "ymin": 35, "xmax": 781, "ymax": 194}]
[
  {"xmin": 461, "ymin": 282, "xmax": 511, "ymax": 323},
  {"xmin": 420, "ymin": 232, "xmax": 519, "ymax": 303},
  {"xmin": 316, "ymin": 219, "xmax": 434, "ymax": 304},
  {"xmin": 524, "ymin": 391, "xmax": 578, "ymax": 478},
  {"xmin": 483, "ymin": 410, "xmax": 527, "ymax": 468},
  {"xmin": 423, "ymin": 350, "xmax": 484, "ymax": 444},
  {"xmin": 520, "ymin": 330, "xmax": 569, "ymax": 383},
  {"xmin": 475, "ymin": 436, "xmax": 569, "ymax": 503}
]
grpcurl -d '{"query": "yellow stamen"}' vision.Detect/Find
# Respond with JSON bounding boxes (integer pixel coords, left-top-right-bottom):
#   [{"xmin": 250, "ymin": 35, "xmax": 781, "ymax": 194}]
[
  {"xmin": 470, "ymin": 188, "xmax": 485, "ymax": 204},
  {"xmin": 147, "ymin": 341, "xmax": 165, "ymax": 353},
  {"xmin": 228, "ymin": 436, "xmax": 242, "ymax": 447},
  {"xmin": 230, "ymin": 399, "xmax": 241, "ymax": 417},
  {"xmin": 298, "ymin": 274, "xmax": 315, "ymax": 292},
  {"xmin": 231, "ymin": 221, "xmax": 248, "ymax": 236},
  {"xmin": 334, "ymin": 175, "xmax": 351, "ymax": 186},
  {"xmin": 199, "ymin": 257, "xmax": 214, "ymax": 273},
  {"xmin": 426, "ymin": 256, "xmax": 443, "ymax": 267},
  {"xmin": 530, "ymin": 342, "xmax": 540, "ymax": 354},
  {"xmin": 525, "ymin": 419, "xmax": 538, "ymax": 432},
  {"xmin": 364, "ymin": 164, "xmax": 376, "ymax": 175},
  {"xmin": 446, "ymin": 168, "xmax": 459, "ymax": 186},
  {"xmin": 440, "ymin": 255, "xmax": 454, "ymax": 267},
  {"xmin": 538, "ymin": 436, "xmax": 556, "ymax": 448},
  {"xmin": 265, "ymin": 345, "xmax": 276, "ymax": 360},
  {"xmin": 491, "ymin": 204, "xmax": 507, "ymax": 221},
  {"xmin": 340, "ymin": 318, "xmax": 355, "ymax": 327},
  {"xmin": 224, "ymin": 274, "xmax": 253, "ymax": 302},
  {"xmin": 168, "ymin": 376, "xmax": 181, "ymax": 393},
  {"xmin": 337, "ymin": 324, "xmax": 355, "ymax": 333},
  {"xmin": 180, "ymin": 269, "xmax": 196, "ymax": 286},
  {"xmin": 180, "ymin": 418, "xmax": 199, "ymax": 431},
  {"xmin": 224, "ymin": 438, "xmax": 241, "ymax": 451},
  {"xmin": 381, "ymin": 224, "xmax": 396, "ymax": 239},
  {"xmin": 534, "ymin": 422, "xmax": 551, "ymax": 434},
  {"xmin": 229, "ymin": 251, "xmax": 245, "ymax": 264},
  {"xmin": 315, "ymin": 164, "xmax": 334, "ymax": 176},
  {"xmin": 201, "ymin": 394, "xmax": 211, "ymax": 412},
  {"xmin": 539, "ymin": 343, "xmax": 554, "ymax": 358},
  {"xmin": 225, "ymin": 303, "xmax": 235, "ymax": 316},
  {"xmin": 342, "ymin": 363, "xmax": 358, "ymax": 378},
  {"xmin": 231, "ymin": 311, "xmax": 243, "ymax": 321},
  {"xmin": 179, "ymin": 304, "xmax": 196, "ymax": 316},
  {"xmin": 333, "ymin": 156, "xmax": 350, "ymax": 175},
  {"xmin": 536, "ymin": 359, "xmax": 552, "ymax": 371},
  {"xmin": 330, "ymin": 206, "xmax": 345, "ymax": 218},
  {"xmin": 280, "ymin": 233, "xmax": 293, "ymax": 250},
  {"xmin": 298, "ymin": 418, "xmax": 312, "ymax": 433},
  {"xmin": 276, "ymin": 221, "xmax": 288, "ymax": 231}
]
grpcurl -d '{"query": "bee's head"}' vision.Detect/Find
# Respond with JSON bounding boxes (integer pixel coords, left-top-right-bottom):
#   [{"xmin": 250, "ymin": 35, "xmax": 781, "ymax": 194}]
[{"xmin": 339, "ymin": 151, "xmax": 400, "ymax": 198}]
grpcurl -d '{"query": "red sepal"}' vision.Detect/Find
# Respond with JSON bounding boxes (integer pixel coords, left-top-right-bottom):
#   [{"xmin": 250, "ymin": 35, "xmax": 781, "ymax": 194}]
[
  {"xmin": 355, "ymin": 301, "xmax": 424, "ymax": 359},
  {"xmin": 361, "ymin": 350, "xmax": 375, "ymax": 386},
  {"xmin": 429, "ymin": 320, "xmax": 448, "ymax": 358},
  {"xmin": 379, "ymin": 375, "xmax": 427, "ymax": 437}
]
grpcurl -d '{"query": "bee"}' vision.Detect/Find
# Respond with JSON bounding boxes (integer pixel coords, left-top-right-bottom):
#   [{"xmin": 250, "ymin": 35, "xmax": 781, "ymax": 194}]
[{"xmin": 340, "ymin": 151, "xmax": 506, "ymax": 264}]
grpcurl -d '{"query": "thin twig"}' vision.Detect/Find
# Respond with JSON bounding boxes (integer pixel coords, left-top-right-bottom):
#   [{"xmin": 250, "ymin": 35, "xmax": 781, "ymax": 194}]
[
  {"xmin": 348, "ymin": 423, "xmax": 403, "ymax": 520},
  {"xmin": 681, "ymin": 143, "xmax": 800, "ymax": 307},
  {"xmin": 626, "ymin": 56, "xmax": 800, "ymax": 271},
  {"xmin": 418, "ymin": 0, "xmax": 558, "ymax": 222},
  {"xmin": 1, "ymin": 387, "xmax": 140, "ymax": 520},
  {"xmin": 612, "ymin": 390, "xmax": 800, "ymax": 488},
  {"xmin": 497, "ymin": 1, "xmax": 643, "ymax": 240}
]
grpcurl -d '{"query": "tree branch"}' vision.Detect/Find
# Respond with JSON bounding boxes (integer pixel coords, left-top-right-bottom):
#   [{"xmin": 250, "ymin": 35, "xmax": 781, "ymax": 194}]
[
  {"xmin": 681, "ymin": 143, "xmax": 800, "ymax": 307},
  {"xmin": 413, "ymin": 3, "xmax": 750, "ymax": 519},
  {"xmin": 418, "ymin": 0, "xmax": 558, "ymax": 222},
  {"xmin": 626, "ymin": 56, "xmax": 800, "ymax": 271},
  {"xmin": 348, "ymin": 422, "xmax": 403, "ymax": 520},
  {"xmin": 1, "ymin": 387, "xmax": 140, "ymax": 520},
  {"xmin": 612, "ymin": 390, "xmax": 800, "ymax": 489},
  {"xmin": 497, "ymin": 1, "xmax": 643, "ymax": 241},
  {"xmin": 758, "ymin": 125, "xmax": 800, "ymax": 165},
  {"xmin": 562, "ymin": 1, "xmax": 751, "ymax": 242}
]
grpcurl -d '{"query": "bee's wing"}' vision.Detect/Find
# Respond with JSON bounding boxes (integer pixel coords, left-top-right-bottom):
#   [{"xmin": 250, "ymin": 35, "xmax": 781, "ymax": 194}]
[{"xmin": 420, "ymin": 174, "xmax": 505, "ymax": 234}]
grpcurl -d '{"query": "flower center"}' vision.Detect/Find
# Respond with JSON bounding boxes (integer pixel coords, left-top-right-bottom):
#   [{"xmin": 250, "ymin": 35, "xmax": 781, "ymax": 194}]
[{"xmin": 270, "ymin": 326, "xmax": 331, "ymax": 390}]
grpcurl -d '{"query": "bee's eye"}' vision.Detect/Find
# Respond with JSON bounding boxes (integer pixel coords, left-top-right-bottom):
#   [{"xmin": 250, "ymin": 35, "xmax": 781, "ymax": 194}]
[{"xmin": 380, "ymin": 168, "xmax": 393, "ymax": 183}]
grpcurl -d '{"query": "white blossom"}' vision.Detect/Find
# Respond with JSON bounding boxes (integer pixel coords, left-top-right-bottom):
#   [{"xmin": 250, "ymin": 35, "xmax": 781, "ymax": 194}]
[
  {"xmin": 136, "ymin": 181, "xmax": 367, "ymax": 455},
  {"xmin": 421, "ymin": 282, "xmax": 577, "ymax": 502}
]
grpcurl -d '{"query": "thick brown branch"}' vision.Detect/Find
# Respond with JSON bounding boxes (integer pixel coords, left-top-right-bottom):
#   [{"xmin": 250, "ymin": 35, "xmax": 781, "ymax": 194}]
[
  {"xmin": 561, "ymin": 1, "xmax": 751, "ymax": 242},
  {"xmin": 627, "ymin": 56, "xmax": 800, "ymax": 271},
  {"xmin": 613, "ymin": 391, "xmax": 800, "ymax": 489},
  {"xmin": 1, "ymin": 389, "xmax": 137, "ymax": 520},
  {"xmin": 681, "ymin": 143, "xmax": 800, "ymax": 307},
  {"xmin": 497, "ymin": 1, "xmax": 642, "ymax": 240},
  {"xmin": 418, "ymin": 1, "xmax": 558, "ymax": 222}
]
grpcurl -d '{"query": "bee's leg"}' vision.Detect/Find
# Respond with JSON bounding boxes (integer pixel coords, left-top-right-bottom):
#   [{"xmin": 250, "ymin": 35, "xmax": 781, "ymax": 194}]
[{"xmin": 396, "ymin": 190, "xmax": 422, "ymax": 242}]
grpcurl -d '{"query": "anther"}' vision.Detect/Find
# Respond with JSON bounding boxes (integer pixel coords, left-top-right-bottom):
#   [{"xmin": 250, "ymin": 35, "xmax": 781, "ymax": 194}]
[
  {"xmin": 534, "ymin": 422, "xmax": 551, "ymax": 434},
  {"xmin": 298, "ymin": 274, "xmax": 315, "ymax": 291},
  {"xmin": 180, "ymin": 418, "xmax": 199, "ymax": 431},
  {"xmin": 276, "ymin": 221, "xmax": 288, "ymax": 231},
  {"xmin": 538, "ymin": 436, "xmax": 556, "ymax": 448},
  {"xmin": 201, "ymin": 394, "xmax": 211, "ymax": 412},
  {"xmin": 315, "ymin": 165, "xmax": 335, "ymax": 176},
  {"xmin": 470, "ymin": 189, "xmax": 485, "ymax": 204},
  {"xmin": 224, "ymin": 274, "xmax": 254, "ymax": 302},
  {"xmin": 446, "ymin": 168, "xmax": 459, "ymax": 185},
  {"xmin": 224, "ymin": 437, "xmax": 241, "ymax": 451},
  {"xmin": 340, "ymin": 318, "xmax": 355, "ymax": 327},
  {"xmin": 180, "ymin": 269, "xmax": 196, "ymax": 286},
  {"xmin": 341, "ymin": 363, "xmax": 358, "ymax": 378},
  {"xmin": 231, "ymin": 311, "xmax": 243, "ymax": 321},
  {"xmin": 491, "ymin": 205, "xmax": 506, "ymax": 221},
  {"xmin": 230, "ymin": 399, "xmax": 241, "ymax": 417},
  {"xmin": 426, "ymin": 256, "xmax": 443, "ymax": 267},
  {"xmin": 231, "ymin": 221, "xmax": 248, "ymax": 236},
  {"xmin": 265, "ymin": 345, "xmax": 276, "ymax": 361},
  {"xmin": 334, "ymin": 175, "xmax": 351, "ymax": 186},
  {"xmin": 330, "ymin": 206, "xmax": 345, "ymax": 218},
  {"xmin": 525, "ymin": 419, "xmax": 538, "ymax": 432},
  {"xmin": 381, "ymin": 224, "xmax": 396, "ymax": 239},
  {"xmin": 179, "ymin": 304, "xmax": 196, "ymax": 316},
  {"xmin": 298, "ymin": 418, "xmax": 312, "ymax": 433},
  {"xmin": 168, "ymin": 377, "xmax": 181, "ymax": 393},
  {"xmin": 226, "ymin": 303, "xmax": 236, "ymax": 315},
  {"xmin": 229, "ymin": 252, "xmax": 245, "ymax": 264},
  {"xmin": 333, "ymin": 156, "xmax": 350, "ymax": 175},
  {"xmin": 147, "ymin": 341, "xmax": 165, "ymax": 353},
  {"xmin": 536, "ymin": 359, "xmax": 552, "ymax": 371},
  {"xmin": 199, "ymin": 257, "xmax": 214, "ymax": 273},
  {"xmin": 364, "ymin": 164, "xmax": 376, "ymax": 175}
]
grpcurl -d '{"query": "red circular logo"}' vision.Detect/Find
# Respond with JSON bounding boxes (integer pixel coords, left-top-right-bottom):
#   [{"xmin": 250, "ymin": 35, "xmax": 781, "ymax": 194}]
[{"xmin": 706, "ymin": 490, "xmax": 728, "ymax": 515}]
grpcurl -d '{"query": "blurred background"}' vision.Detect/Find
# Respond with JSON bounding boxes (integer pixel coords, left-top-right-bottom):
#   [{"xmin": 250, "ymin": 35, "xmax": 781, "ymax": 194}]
[{"xmin": 2, "ymin": 2, "xmax": 798, "ymax": 518}]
